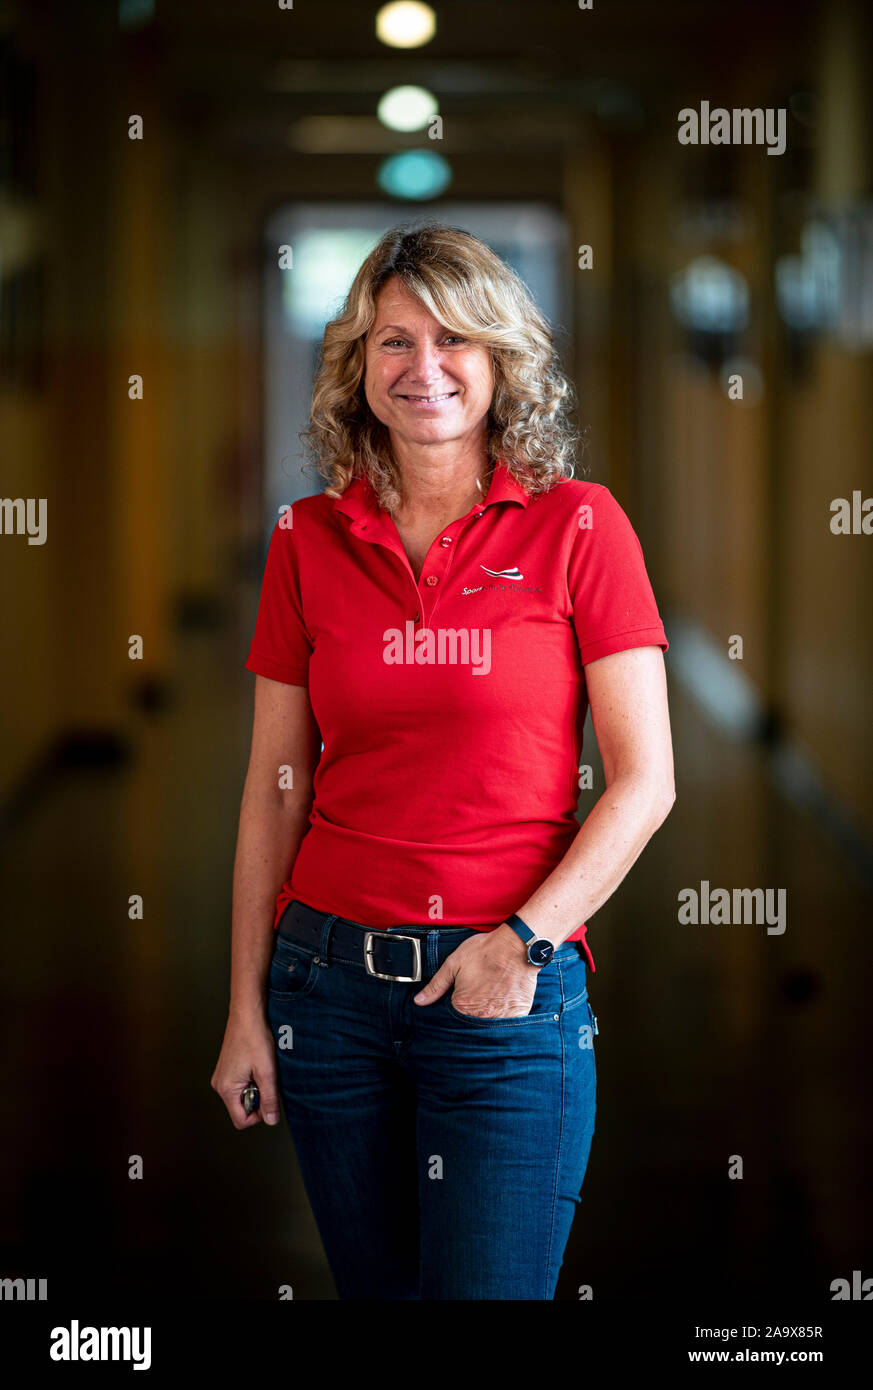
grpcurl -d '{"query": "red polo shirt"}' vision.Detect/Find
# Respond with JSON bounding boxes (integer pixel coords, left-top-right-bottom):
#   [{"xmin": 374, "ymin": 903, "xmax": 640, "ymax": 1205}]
[{"xmin": 245, "ymin": 462, "xmax": 669, "ymax": 971}]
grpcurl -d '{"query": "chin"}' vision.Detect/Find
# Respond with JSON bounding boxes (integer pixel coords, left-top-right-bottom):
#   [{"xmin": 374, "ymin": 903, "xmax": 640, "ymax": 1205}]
[{"xmin": 405, "ymin": 426, "xmax": 458, "ymax": 444}]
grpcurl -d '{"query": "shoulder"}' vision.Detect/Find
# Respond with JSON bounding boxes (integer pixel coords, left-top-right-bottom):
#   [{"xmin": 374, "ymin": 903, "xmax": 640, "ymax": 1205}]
[
  {"xmin": 284, "ymin": 491, "xmax": 336, "ymax": 526},
  {"xmin": 525, "ymin": 479, "xmax": 649, "ymax": 576},
  {"xmin": 270, "ymin": 491, "xmax": 338, "ymax": 546},
  {"xmin": 525, "ymin": 477, "xmax": 627, "ymax": 539},
  {"xmin": 527, "ymin": 476, "xmax": 613, "ymax": 516}
]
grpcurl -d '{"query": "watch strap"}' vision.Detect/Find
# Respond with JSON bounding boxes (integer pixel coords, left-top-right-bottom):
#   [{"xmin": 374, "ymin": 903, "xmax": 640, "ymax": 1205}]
[{"xmin": 504, "ymin": 912, "xmax": 535, "ymax": 943}]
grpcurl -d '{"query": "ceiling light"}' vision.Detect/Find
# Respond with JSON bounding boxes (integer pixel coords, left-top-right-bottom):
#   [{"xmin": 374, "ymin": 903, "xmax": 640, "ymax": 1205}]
[
  {"xmin": 376, "ymin": 2, "xmax": 437, "ymax": 49},
  {"xmin": 377, "ymin": 150, "xmax": 452, "ymax": 200},
  {"xmin": 377, "ymin": 85, "xmax": 438, "ymax": 132}
]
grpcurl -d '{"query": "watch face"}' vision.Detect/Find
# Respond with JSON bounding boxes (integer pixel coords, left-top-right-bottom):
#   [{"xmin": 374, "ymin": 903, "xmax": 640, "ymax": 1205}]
[{"xmin": 528, "ymin": 938, "xmax": 554, "ymax": 967}]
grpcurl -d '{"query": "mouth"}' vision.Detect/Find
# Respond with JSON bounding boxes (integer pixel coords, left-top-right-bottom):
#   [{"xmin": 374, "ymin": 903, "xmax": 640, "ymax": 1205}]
[{"xmin": 395, "ymin": 390, "xmax": 459, "ymax": 405}]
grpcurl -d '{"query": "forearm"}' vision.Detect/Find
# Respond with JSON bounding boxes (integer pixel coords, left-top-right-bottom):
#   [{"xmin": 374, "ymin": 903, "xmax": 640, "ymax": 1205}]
[
  {"xmin": 512, "ymin": 774, "xmax": 674, "ymax": 949},
  {"xmin": 228, "ymin": 779, "xmax": 313, "ymax": 1020}
]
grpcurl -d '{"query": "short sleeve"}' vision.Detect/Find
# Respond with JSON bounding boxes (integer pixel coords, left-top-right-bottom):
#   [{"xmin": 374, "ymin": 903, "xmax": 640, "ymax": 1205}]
[
  {"xmin": 569, "ymin": 486, "xmax": 669, "ymax": 666},
  {"xmin": 245, "ymin": 517, "xmax": 313, "ymax": 686}
]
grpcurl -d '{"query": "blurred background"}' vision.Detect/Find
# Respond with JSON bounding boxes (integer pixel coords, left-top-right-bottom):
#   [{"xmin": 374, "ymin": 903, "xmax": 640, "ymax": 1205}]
[{"xmin": 1, "ymin": 0, "xmax": 872, "ymax": 1305}]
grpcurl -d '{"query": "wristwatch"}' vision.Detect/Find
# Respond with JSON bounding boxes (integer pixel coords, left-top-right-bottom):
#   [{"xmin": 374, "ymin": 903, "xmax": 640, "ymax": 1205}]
[{"xmin": 504, "ymin": 913, "xmax": 555, "ymax": 967}]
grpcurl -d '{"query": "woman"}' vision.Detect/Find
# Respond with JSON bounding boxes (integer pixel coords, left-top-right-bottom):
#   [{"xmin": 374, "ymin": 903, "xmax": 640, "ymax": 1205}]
[{"xmin": 211, "ymin": 222, "xmax": 675, "ymax": 1301}]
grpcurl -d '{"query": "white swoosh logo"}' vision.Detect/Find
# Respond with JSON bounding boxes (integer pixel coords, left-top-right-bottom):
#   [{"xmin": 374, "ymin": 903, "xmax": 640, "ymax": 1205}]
[{"xmin": 481, "ymin": 565, "xmax": 524, "ymax": 580}]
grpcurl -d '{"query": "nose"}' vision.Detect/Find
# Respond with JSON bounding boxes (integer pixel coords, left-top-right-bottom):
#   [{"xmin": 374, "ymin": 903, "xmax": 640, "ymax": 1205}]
[{"xmin": 405, "ymin": 340, "xmax": 447, "ymax": 387}]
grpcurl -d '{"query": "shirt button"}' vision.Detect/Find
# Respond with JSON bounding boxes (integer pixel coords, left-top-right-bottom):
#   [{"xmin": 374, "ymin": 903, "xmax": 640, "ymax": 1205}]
[
  {"xmin": 439, "ymin": 536, "xmax": 452, "ymax": 547},
  {"xmin": 425, "ymin": 575, "xmax": 438, "ymax": 587}
]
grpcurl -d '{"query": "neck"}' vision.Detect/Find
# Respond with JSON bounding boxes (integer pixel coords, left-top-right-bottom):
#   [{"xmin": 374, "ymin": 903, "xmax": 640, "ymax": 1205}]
[{"xmin": 391, "ymin": 446, "xmax": 493, "ymax": 522}]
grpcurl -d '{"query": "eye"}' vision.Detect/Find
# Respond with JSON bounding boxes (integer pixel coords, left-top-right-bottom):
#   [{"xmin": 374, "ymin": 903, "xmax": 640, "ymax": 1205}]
[{"xmin": 380, "ymin": 334, "xmax": 465, "ymax": 348}]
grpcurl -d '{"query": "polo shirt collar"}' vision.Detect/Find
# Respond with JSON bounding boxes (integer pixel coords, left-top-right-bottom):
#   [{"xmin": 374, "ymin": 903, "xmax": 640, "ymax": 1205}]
[{"xmin": 333, "ymin": 458, "xmax": 529, "ymax": 527}]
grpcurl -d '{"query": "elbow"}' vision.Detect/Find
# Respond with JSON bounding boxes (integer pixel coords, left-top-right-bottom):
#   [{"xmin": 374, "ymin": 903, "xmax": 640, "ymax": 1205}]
[
  {"xmin": 242, "ymin": 770, "xmax": 314, "ymax": 821},
  {"xmin": 603, "ymin": 767, "xmax": 675, "ymax": 827},
  {"xmin": 653, "ymin": 783, "xmax": 676, "ymax": 827}
]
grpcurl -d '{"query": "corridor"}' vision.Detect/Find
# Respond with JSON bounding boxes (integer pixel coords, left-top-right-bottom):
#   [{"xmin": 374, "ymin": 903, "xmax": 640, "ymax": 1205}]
[{"xmin": 1, "ymin": 0, "xmax": 871, "ymax": 1313}]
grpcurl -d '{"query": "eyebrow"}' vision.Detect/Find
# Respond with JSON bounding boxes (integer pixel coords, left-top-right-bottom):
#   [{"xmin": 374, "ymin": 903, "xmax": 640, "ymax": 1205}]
[{"xmin": 371, "ymin": 323, "xmax": 456, "ymax": 337}]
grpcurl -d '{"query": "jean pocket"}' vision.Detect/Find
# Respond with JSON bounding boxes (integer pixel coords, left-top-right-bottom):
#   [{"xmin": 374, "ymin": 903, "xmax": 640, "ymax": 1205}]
[
  {"xmin": 446, "ymin": 996, "xmax": 556, "ymax": 1025},
  {"xmin": 445, "ymin": 965, "xmax": 562, "ymax": 1026},
  {"xmin": 268, "ymin": 936, "xmax": 320, "ymax": 1000},
  {"xmin": 557, "ymin": 952, "xmax": 589, "ymax": 1012}
]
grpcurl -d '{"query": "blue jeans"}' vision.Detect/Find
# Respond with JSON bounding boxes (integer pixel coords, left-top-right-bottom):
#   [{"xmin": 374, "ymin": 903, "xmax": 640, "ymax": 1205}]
[{"xmin": 267, "ymin": 900, "xmax": 598, "ymax": 1300}]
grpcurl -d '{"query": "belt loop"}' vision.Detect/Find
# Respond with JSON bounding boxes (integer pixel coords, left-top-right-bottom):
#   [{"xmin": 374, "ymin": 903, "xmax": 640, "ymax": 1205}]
[
  {"xmin": 318, "ymin": 912, "xmax": 338, "ymax": 967},
  {"xmin": 426, "ymin": 931, "xmax": 440, "ymax": 978}
]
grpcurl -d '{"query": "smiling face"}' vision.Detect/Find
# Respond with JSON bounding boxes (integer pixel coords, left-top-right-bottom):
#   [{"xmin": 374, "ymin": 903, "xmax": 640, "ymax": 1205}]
[{"xmin": 362, "ymin": 276, "xmax": 494, "ymax": 453}]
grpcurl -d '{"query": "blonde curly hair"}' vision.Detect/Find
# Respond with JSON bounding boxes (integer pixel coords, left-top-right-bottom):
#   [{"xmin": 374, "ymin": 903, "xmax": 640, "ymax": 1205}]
[{"xmin": 302, "ymin": 222, "xmax": 581, "ymax": 512}]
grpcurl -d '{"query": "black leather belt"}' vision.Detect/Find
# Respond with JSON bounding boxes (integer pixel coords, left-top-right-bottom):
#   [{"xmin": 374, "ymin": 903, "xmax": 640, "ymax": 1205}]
[{"xmin": 277, "ymin": 898, "xmax": 442, "ymax": 983}]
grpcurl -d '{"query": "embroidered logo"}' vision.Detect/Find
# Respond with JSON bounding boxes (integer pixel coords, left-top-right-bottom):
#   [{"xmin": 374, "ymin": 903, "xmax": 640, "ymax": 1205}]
[{"xmin": 480, "ymin": 565, "xmax": 523, "ymax": 580}]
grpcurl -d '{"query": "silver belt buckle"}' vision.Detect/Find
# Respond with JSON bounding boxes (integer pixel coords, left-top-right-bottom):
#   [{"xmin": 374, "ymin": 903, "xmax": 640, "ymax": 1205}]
[{"xmin": 363, "ymin": 930, "xmax": 422, "ymax": 983}]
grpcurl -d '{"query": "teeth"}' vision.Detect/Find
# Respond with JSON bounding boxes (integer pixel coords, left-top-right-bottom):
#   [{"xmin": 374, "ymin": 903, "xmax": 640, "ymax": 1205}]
[{"xmin": 406, "ymin": 393, "xmax": 454, "ymax": 401}]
